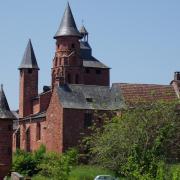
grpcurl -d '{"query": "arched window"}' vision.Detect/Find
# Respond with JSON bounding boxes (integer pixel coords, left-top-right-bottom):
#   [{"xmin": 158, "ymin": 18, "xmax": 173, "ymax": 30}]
[
  {"xmin": 26, "ymin": 128, "xmax": 30, "ymax": 152},
  {"xmin": 67, "ymin": 74, "xmax": 71, "ymax": 84},
  {"xmin": 16, "ymin": 129, "xmax": 20, "ymax": 149},
  {"xmin": 36, "ymin": 123, "xmax": 41, "ymax": 141},
  {"xmin": 75, "ymin": 74, "xmax": 79, "ymax": 84}
]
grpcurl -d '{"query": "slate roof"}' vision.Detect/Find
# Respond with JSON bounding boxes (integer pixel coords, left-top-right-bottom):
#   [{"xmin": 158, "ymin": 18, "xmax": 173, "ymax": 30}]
[
  {"xmin": 0, "ymin": 85, "xmax": 16, "ymax": 119},
  {"xmin": 54, "ymin": 3, "xmax": 81, "ymax": 38},
  {"xmin": 19, "ymin": 39, "xmax": 39, "ymax": 70},
  {"xmin": 56, "ymin": 84, "xmax": 124, "ymax": 110},
  {"xmin": 116, "ymin": 83, "xmax": 177, "ymax": 105},
  {"xmin": 80, "ymin": 41, "xmax": 109, "ymax": 69}
]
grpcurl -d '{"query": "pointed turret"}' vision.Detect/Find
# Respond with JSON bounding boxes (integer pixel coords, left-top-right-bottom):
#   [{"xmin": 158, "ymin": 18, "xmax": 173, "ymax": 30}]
[
  {"xmin": 54, "ymin": 3, "xmax": 81, "ymax": 38},
  {"xmin": 19, "ymin": 39, "xmax": 39, "ymax": 70},
  {"xmin": 80, "ymin": 25, "xmax": 88, "ymax": 36},
  {"xmin": 80, "ymin": 25, "xmax": 89, "ymax": 42},
  {"xmin": 0, "ymin": 84, "xmax": 15, "ymax": 119}
]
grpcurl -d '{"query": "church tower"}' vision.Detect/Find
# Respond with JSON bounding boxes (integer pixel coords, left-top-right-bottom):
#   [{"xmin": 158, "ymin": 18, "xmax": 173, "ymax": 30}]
[
  {"xmin": 19, "ymin": 40, "xmax": 39, "ymax": 118},
  {"xmin": 0, "ymin": 85, "xmax": 15, "ymax": 178},
  {"xmin": 52, "ymin": 3, "xmax": 83, "ymax": 88}
]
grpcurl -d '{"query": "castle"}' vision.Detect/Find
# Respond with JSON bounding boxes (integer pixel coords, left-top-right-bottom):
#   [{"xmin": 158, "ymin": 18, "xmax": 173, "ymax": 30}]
[{"xmin": 0, "ymin": 3, "xmax": 179, "ymax": 177}]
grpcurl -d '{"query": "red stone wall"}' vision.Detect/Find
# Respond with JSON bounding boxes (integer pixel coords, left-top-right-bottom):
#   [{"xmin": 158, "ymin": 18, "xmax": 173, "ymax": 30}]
[
  {"xmin": 18, "ymin": 118, "xmax": 47, "ymax": 152},
  {"xmin": 39, "ymin": 91, "xmax": 51, "ymax": 112},
  {"xmin": 45, "ymin": 89, "xmax": 63, "ymax": 153},
  {"xmin": 33, "ymin": 99, "xmax": 40, "ymax": 114},
  {"xmin": 19, "ymin": 69, "xmax": 38, "ymax": 118},
  {"xmin": 63, "ymin": 109, "xmax": 84, "ymax": 151},
  {"xmin": 83, "ymin": 68, "xmax": 110, "ymax": 86},
  {"xmin": 0, "ymin": 119, "xmax": 13, "ymax": 178},
  {"xmin": 63, "ymin": 109, "xmax": 113, "ymax": 151},
  {"xmin": 52, "ymin": 37, "xmax": 84, "ymax": 87}
]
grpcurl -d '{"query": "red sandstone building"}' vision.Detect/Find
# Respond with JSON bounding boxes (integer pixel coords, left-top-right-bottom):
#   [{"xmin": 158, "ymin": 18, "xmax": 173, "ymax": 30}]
[{"xmin": 12, "ymin": 3, "xmax": 179, "ymax": 153}]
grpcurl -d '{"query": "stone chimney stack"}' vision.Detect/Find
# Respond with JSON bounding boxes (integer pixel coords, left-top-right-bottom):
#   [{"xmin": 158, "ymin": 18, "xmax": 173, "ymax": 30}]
[{"xmin": 174, "ymin": 71, "xmax": 180, "ymax": 81}]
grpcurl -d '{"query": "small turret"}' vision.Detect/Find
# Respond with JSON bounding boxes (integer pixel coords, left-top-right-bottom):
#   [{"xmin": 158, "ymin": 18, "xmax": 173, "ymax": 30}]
[
  {"xmin": 52, "ymin": 3, "xmax": 84, "ymax": 87},
  {"xmin": 19, "ymin": 40, "xmax": 39, "ymax": 118},
  {"xmin": 0, "ymin": 85, "xmax": 15, "ymax": 178},
  {"xmin": 80, "ymin": 25, "xmax": 88, "ymax": 42},
  {"xmin": 54, "ymin": 2, "xmax": 82, "ymax": 39}
]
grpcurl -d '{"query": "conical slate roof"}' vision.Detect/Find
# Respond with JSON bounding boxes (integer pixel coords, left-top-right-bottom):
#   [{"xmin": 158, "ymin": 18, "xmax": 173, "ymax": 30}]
[
  {"xmin": 54, "ymin": 3, "xmax": 82, "ymax": 38},
  {"xmin": 0, "ymin": 85, "xmax": 15, "ymax": 119},
  {"xmin": 80, "ymin": 25, "xmax": 88, "ymax": 35},
  {"xmin": 19, "ymin": 39, "xmax": 39, "ymax": 70}
]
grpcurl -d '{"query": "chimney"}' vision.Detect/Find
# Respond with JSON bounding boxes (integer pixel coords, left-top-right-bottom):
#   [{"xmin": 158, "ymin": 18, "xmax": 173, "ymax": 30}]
[{"xmin": 174, "ymin": 72, "xmax": 180, "ymax": 81}]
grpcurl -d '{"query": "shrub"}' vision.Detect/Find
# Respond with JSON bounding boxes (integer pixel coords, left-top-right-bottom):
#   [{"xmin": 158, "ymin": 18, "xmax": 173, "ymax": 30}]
[
  {"xmin": 38, "ymin": 148, "xmax": 78, "ymax": 180},
  {"xmin": 12, "ymin": 145, "xmax": 46, "ymax": 176}
]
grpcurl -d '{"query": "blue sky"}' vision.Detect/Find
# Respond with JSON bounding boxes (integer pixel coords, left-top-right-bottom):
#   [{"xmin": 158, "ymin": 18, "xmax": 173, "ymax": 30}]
[{"xmin": 0, "ymin": 0, "xmax": 180, "ymax": 109}]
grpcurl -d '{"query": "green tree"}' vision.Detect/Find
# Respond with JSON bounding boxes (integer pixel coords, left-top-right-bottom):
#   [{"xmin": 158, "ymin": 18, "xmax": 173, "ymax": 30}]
[{"xmin": 84, "ymin": 101, "xmax": 180, "ymax": 179}]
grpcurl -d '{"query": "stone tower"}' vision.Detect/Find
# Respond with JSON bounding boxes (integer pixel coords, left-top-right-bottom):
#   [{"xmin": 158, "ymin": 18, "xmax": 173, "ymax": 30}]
[
  {"xmin": 19, "ymin": 39, "xmax": 39, "ymax": 118},
  {"xmin": 52, "ymin": 3, "xmax": 83, "ymax": 88},
  {"xmin": 0, "ymin": 85, "xmax": 15, "ymax": 178}
]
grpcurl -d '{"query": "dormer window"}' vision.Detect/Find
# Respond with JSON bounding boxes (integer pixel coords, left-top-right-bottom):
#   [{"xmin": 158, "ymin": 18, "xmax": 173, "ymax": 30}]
[{"xmin": 86, "ymin": 98, "xmax": 93, "ymax": 102}]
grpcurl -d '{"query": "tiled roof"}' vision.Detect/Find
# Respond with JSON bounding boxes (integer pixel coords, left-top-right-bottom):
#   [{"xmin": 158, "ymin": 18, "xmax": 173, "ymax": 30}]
[
  {"xmin": 116, "ymin": 83, "xmax": 177, "ymax": 105},
  {"xmin": 56, "ymin": 84, "xmax": 124, "ymax": 110}
]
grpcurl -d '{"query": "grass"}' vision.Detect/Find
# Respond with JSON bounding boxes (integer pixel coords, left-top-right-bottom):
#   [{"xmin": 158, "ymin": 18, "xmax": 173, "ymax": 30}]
[
  {"xmin": 68, "ymin": 165, "xmax": 115, "ymax": 180},
  {"xmin": 32, "ymin": 165, "xmax": 115, "ymax": 180}
]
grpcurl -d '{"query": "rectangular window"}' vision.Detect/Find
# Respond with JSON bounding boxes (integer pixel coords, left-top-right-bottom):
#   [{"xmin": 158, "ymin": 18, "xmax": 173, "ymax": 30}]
[
  {"xmin": 86, "ymin": 98, "xmax": 93, "ymax": 102},
  {"xmin": 96, "ymin": 69, "xmax": 101, "ymax": 74},
  {"xmin": 84, "ymin": 113, "xmax": 92, "ymax": 128},
  {"xmin": 85, "ymin": 68, "xmax": 90, "ymax": 74}
]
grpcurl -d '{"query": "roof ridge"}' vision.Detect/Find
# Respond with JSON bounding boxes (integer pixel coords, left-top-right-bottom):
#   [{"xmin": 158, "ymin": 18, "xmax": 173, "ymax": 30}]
[{"xmin": 114, "ymin": 83, "xmax": 172, "ymax": 86}]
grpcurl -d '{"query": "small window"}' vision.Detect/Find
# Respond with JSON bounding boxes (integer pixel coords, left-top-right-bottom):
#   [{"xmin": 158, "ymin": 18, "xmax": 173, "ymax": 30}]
[
  {"xmin": 36, "ymin": 123, "xmax": 41, "ymax": 141},
  {"xmin": 86, "ymin": 98, "xmax": 93, "ymax": 102},
  {"xmin": 96, "ymin": 69, "xmax": 101, "ymax": 74},
  {"xmin": 75, "ymin": 74, "xmax": 79, "ymax": 84},
  {"xmin": 84, "ymin": 113, "xmax": 92, "ymax": 128},
  {"xmin": 8, "ymin": 125, "xmax": 12, "ymax": 131},
  {"xmin": 67, "ymin": 74, "xmax": 71, "ymax": 84},
  {"xmin": 57, "ymin": 44, "xmax": 60, "ymax": 49},
  {"xmin": 7, "ymin": 147, "xmax": 11, "ymax": 155},
  {"xmin": 71, "ymin": 44, "xmax": 75, "ymax": 48},
  {"xmin": 28, "ymin": 69, "xmax": 32, "ymax": 74},
  {"xmin": 85, "ymin": 68, "xmax": 90, "ymax": 74}
]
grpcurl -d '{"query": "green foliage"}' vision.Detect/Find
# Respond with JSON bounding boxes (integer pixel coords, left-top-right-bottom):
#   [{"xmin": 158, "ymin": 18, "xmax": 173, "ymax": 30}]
[
  {"xmin": 12, "ymin": 145, "xmax": 78, "ymax": 179},
  {"xmin": 12, "ymin": 145, "xmax": 46, "ymax": 176},
  {"xmin": 69, "ymin": 165, "xmax": 114, "ymax": 180},
  {"xmin": 83, "ymin": 101, "xmax": 180, "ymax": 179},
  {"xmin": 37, "ymin": 148, "xmax": 78, "ymax": 180}
]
